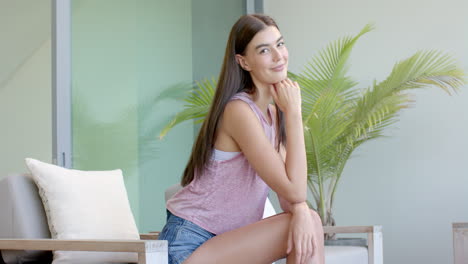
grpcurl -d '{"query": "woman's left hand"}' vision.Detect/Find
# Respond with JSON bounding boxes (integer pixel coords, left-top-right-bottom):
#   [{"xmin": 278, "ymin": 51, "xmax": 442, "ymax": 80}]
[{"xmin": 287, "ymin": 202, "xmax": 317, "ymax": 264}]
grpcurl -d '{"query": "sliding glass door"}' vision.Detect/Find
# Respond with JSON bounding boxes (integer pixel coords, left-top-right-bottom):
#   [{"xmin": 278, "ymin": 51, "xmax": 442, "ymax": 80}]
[
  {"xmin": 56, "ymin": 0, "xmax": 246, "ymax": 231},
  {"xmin": 70, "ymin": 0, "xmax": 194, "ymax": 231}
]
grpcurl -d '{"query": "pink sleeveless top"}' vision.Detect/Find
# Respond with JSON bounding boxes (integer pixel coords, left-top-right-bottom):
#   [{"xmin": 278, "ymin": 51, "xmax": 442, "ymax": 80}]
[{"xmin": 166, "ymin": 92, "xmax": 277, "ymax": 235}]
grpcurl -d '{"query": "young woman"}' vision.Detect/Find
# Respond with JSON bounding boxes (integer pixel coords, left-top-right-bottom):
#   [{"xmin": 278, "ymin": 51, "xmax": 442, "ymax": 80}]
[{"xmin": 159, "ymin": 14, "xmax": 325, "ymax": 264}]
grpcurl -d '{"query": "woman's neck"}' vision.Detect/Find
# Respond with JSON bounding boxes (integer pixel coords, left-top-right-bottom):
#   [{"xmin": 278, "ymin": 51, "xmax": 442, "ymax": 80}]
[{"xmin": 250, "ymin": 82, "xmax": 273, "ymax": 114}]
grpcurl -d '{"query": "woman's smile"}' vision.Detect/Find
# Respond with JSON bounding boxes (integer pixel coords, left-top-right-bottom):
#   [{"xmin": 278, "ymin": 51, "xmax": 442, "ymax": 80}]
[{"xmin": 271, "ymin": 64, "xmax": 286, "ymax": 72}]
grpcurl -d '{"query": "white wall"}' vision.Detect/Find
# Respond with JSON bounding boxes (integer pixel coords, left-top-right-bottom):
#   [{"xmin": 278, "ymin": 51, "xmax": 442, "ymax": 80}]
[
  {"xmin": 265, "ymin": 1, "xmax": 468, "ymax": 263},
  {"xmin": 0, "ymin": 0, "xmax": 52, "ymax": 179}
]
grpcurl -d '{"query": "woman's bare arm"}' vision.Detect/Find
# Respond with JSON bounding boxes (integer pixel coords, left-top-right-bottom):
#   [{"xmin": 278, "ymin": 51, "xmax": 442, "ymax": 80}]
[
  {"xmin": 276, "ymin": 143, "xmax": 292, "ymax": 212},
  {"xmin": 223, "ymin": 81, "xmax": 307, "ymax": 203}
]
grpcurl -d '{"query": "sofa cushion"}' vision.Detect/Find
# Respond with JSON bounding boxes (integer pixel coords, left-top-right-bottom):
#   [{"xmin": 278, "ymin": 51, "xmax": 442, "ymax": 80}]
[
  {"xmin": 325, "ymin": 246, "xmax": 368, "ymax": 264},
  {"xmin": 25, "ymin": 158, "xmax": 140, "ymax": 264},
  {"xmin": 0, "ymin": 174, "xmax": 52, "ymax": 263}
]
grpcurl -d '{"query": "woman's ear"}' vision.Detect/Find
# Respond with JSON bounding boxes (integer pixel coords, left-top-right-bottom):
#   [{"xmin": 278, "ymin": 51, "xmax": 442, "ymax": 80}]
[{"xmin": 235, "ymin": 54, "xmax": 251, "ymax": 71}]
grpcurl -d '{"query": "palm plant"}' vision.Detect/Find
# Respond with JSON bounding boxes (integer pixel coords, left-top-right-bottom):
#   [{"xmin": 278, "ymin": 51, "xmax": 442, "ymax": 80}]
[{"xmin": 159, "ymin": 24, "xmax": 466, "ymax": 232}]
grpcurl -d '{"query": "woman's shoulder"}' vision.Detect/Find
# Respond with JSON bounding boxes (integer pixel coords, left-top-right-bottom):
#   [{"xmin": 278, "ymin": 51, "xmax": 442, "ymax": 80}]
[
  {"xmin": 229, "ymin": 91, "xmax": 251, "ymax": 102},
  {"xmin": 224, "ymin": 97, "xmax": 253, "ymax": 117},
  {"xmin": 226, "ymin": 93, "xmax": 277, "ymax": 121},
  {"xmin": 226, "ymin": 92, "xmax": 254, "ymax": 112},
  {"xmin": 223, "ymin": 97, "xmax": 263, "ymax": 130}
]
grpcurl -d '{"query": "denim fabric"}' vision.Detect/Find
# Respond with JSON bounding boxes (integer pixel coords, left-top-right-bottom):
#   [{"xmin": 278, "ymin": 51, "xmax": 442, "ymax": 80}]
[{"xmin": 158, "ymin": 210, "xmax": 216, "ymax": 264}]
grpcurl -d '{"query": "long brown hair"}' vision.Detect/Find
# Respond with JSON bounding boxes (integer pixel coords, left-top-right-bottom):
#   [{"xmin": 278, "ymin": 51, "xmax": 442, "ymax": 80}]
[{"xmin": 181, "ymin": 14, "xmax": 286, "ymax": 186}]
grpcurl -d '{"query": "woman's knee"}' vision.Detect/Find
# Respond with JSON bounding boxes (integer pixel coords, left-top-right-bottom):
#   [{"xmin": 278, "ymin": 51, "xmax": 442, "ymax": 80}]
[
  {"xmin": 309, "ymin": 209, "xmax": 325, "ymax": 237},
  {"xmin": 309, "ymin": 209, "xmax": 322, "ymax": 223}
]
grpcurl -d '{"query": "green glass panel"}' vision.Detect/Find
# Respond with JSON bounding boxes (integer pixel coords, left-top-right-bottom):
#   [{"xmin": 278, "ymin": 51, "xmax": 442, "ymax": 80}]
[
  {"xmin": 71, "ymin": 0, "xmax": 244, "ymax": 231},
  {"xmin": 71, "ymin": 0, "xmax": 193, "ymax": 231}
]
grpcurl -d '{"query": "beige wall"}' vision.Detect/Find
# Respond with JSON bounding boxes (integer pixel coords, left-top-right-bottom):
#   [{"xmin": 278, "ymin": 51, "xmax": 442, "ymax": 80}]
[
  {"xmin": 0, "ymin": 0, "xmax": 52, "ymax": 179},
  {"xmin": 265, "ymin": 1, "xmax": 468, "ymax": 263}
]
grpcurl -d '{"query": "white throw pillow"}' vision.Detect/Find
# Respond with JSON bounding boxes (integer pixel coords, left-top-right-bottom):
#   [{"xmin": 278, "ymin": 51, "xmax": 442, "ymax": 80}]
[{"xmin": 25, "ymin": 158, "xmax": 139, "ymax": 264}]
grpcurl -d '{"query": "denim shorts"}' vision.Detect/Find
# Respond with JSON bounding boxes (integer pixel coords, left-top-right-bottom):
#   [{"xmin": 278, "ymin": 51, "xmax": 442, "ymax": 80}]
[{"xmin": 158, "ymin": 210, "xmax": 216, "ymax": 264}]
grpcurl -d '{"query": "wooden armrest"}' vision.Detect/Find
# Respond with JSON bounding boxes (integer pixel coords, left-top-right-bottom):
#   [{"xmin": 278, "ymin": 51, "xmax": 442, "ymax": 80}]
[
  {"xmin": 140, "ymin": 233, "xmax": 159, "ymax": 240},
  {"xmin": 323, "ymin": 225, "xmax": 382, "ymax": 234},
  {"xmin": 453, "ymin": 222, "xmax": 468, "ymax": 229},
  {"xmin": 0, "ymin": 238, "xmax": 165, "ymax": 253},
  {"xmin": 0, "ymin": 239, "xmax": 168, "ymax": 264}
]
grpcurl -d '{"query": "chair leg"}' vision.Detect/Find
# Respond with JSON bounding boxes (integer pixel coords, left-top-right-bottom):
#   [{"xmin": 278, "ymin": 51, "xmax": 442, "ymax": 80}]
[
  {"xmin": 453, "ymin": 223, "xmax": 468, "ymax": 264},
  {"xmin": 138, "ymin": 251, "xmax": 168, "ymax": 264},
  {"xmin": 138, "ymin": 252, "xmax": 147, "ymax": 264},
  {"xmin": 367, "ymin": 226, "xmax": 383, "ymax": 264},
  {"xmin": 138, "ymin": 240, "xmax": 168, "ymax": 264}
]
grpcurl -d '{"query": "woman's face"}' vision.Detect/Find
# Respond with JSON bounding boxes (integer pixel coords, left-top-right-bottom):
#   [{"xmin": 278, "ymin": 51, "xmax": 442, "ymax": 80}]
[{"xmin": 237, "ymin": 26, "xmax": 289, "ymax": 85}]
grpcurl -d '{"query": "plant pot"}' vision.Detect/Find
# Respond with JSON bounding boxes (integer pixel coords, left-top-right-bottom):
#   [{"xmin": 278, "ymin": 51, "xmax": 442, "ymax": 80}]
[{"xmin": 325, "ymin": 237, "xmax": 367, "ymax": 247}]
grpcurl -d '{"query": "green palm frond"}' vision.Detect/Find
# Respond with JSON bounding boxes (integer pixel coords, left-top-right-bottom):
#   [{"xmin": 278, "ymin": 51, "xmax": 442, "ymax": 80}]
[
  {"xmin": 300, "ymin": 23, "xmax": 374, "ymax": 94},
  {"xmin": 159, "ymin": 78, "xmax": 216, "ymax": 139},
  {"xmin": 185, "ymin": 78, "xmax": 217, "ymax": 107},
  {"xmin": 349, "ymin": 50, "xmax": 465, "ymax": 143}
]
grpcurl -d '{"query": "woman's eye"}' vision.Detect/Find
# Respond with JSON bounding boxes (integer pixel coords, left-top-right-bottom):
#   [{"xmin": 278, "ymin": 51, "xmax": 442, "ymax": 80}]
[
  {"xmin": 260, "ymin": 48, "xmax": 269, "ymax": 54},
  {"xmin": 277, "ymin": 41, "xmax": 285, "ymax": 47}
]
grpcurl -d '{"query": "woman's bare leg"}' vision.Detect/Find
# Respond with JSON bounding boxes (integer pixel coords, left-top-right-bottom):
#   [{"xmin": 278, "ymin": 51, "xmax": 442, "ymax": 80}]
[{"xmin": 184, "ymin": 209, "xmax": 324, "ymax": 264}]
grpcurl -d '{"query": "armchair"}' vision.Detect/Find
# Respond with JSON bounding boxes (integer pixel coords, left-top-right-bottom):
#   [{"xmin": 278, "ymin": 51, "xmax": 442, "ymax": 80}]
[{"xmin": 0, "ymin": 174, "xmax": 167, "ymax": 264}]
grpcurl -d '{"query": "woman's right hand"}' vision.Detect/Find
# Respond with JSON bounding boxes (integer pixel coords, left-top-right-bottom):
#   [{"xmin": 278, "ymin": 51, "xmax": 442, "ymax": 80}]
[
  {"xmin": 270, "ymin": 78, "xmax": 302, "ymax": 115},
  {"xmin": 287, "ymin": 202, "xmax": 317, "ymax": 264}
]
